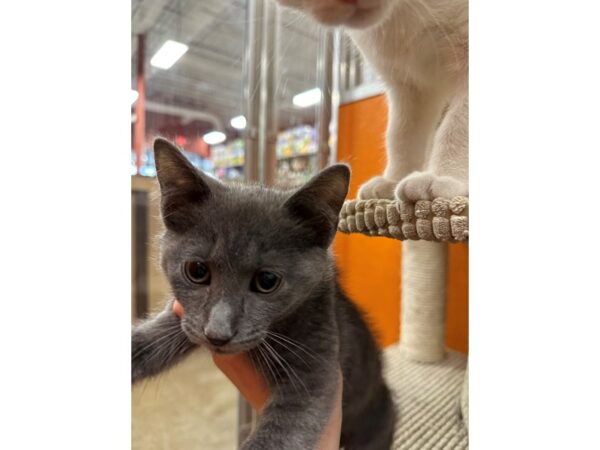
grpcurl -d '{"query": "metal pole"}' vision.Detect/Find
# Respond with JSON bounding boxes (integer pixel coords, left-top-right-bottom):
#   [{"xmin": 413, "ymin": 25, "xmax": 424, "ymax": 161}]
[
  {"xmin": 316, "ymin": 29, "xmax": 334, "ymax": 169},
  {"xmin": 328, "ymin": 28, "xmax": 343, "ymax": 167},
  {"xmin": 237, "ymin": 4, "xmax": 264, "ymax": 446},
  {"xmin": 259, "ymin": 1, "xmax": 279, "ymax": 186},
  {"xmin": 133, "ymin": 34, "xmax": 146, "ymax": 174},
  {"xmin": 349, "ymin": 44, "xmax": 362, "ymax": 88},
  {"xmin": 236, "ymin": 394, "xmax": 254, "ymax": 448},
  {"xmin": 243, "ymin": 0, "xmax": 264, "ymax": 183},
  {"xmin": 343, "ymin": 39, "xmax": 351, "ymax": 91}
]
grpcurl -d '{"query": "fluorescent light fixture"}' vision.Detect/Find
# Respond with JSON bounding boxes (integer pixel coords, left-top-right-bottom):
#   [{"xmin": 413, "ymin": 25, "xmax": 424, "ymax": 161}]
[
  {"xmin": 203, "ymin": 131, "xmax": 226, "ymax": 145},
  {"xmin": 293, "ymin": 87, "xmax": 322, "ymax": 107},
  {"xmin": 131, "ymin": 89, "xmax": 139, "ymax": 105},
  {"xmin": 230, "ymin": 115, "xmax": 247, "ymax": 130},
  {"xmin": 150, "ymin": 40, "xmax": 189, "ymax": 69}
]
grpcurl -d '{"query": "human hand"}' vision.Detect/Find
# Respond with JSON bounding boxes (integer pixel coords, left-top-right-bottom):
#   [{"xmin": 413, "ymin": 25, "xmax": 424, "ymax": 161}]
[
  {"xmin": 173, "ymin": 299, "xmax": 342, "ymax": 449},
  {"xmin": 213, "ymin": 352, "xmax": 343, "ymax": 450}
]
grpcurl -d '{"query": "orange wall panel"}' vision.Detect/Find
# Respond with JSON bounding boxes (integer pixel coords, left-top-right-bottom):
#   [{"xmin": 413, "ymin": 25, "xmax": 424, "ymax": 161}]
[
  {"xmin": 333, "ymin": 233, "xmax": 401, "ymax": 348},
  {"xmin": 333, "ymin": 94, "xmax": 468, "ymax": 353},
  {"xmin": 333, "ymin": 95, "xmax": 400, "ymax": 348},
  {"xmin": 447, "ymin": 243, "xmax": 469, "ymax": 353}
]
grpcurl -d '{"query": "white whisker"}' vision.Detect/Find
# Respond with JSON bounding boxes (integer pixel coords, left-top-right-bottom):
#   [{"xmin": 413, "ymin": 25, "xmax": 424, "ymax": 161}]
[{"xmin": 262, "ymin": 340, "xmax": 309, "ymax": 397}]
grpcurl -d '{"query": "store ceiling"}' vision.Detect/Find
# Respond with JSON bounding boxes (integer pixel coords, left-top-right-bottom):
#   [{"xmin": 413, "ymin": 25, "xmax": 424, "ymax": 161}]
[{"xmin": 131, "ymin": 0, "xmax": 324, "ymax": 138}]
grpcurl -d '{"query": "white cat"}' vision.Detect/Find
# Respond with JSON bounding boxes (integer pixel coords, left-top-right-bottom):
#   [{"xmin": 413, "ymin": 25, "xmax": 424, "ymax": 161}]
[{"xmin": 276, "ymin": 0, "xmax": 468, "ymax": 201}]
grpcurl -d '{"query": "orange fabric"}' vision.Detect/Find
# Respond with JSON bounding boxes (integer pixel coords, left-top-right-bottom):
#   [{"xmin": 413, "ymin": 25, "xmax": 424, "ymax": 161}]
[{"xmin": 333, "ymin": 95, "xmax": 469, "ymax": 353}]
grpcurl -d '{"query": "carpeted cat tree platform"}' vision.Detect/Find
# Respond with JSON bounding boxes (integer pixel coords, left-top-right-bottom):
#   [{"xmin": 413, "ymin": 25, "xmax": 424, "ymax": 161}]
[{"xmin": 339, "ymin": 196, "xmax": 469, "ymax": 449}]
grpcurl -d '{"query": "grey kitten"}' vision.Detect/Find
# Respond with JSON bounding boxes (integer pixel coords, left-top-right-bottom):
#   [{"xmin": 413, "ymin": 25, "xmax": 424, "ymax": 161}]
[{"xmin": 132, "ymin": 138, "xmax": 396, "ymax": 450}]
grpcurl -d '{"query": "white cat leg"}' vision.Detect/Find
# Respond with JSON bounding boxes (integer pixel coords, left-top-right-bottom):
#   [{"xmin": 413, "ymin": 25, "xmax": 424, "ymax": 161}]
[
  {"xmin": 395, "ymin": 90, "xmax": 468, "ymax": 201},
  {"xmin": 358, "ymin": 85, "xmax": 445, "ymax": 200}
]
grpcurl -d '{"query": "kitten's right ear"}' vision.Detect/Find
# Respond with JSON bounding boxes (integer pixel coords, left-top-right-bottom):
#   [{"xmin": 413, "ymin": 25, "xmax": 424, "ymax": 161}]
[
  {"xmin": 154, "ymin": 138, "xmax": 219, "ymax": 232},
  {"xmin": 284, "ymin": 164, "xmax": 350, "ymax": 248}
]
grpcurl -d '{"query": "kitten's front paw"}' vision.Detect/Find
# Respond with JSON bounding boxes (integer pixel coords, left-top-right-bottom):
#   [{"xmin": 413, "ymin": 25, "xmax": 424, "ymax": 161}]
[
  {"xmin": 358, "ymin": 176, "xmax": 397, "ymax": 200},
  {"xmin": 395, "ymin": 172, "xmax": 468, "ymax": 201}
]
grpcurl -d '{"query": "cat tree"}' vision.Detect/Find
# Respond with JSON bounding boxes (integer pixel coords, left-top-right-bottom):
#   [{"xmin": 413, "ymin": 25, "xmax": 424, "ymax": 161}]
[{"xmin": 338, "ymin": 196, "xmax": 469, "ymax": 449}]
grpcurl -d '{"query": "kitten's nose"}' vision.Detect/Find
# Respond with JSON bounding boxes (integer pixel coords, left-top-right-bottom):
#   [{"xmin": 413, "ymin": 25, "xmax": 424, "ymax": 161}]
[
  {"xmin": 204, "ymin": 301, "xmax": 236, "ymax": 347},
  {"xmin": 203, "ymin": 330, "xmax": 233, "ymax": 347}
]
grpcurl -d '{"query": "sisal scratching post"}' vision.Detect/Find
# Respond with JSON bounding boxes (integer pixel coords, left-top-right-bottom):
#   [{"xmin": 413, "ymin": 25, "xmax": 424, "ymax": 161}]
[{"xmin": 401, "ymin": 240, "xmax": 448, "ymax": 363}]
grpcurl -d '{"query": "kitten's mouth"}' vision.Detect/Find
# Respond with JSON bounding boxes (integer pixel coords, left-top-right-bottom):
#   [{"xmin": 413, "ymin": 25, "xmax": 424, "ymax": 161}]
[
  {"xmin": 210, "ymin": 336, "xmax": 264, "ymax": 355},
  {"xmin": 184, "ymin": 330, "xmax": 264, "ymax": 355},
  {"xmin": 181, "ymin": 321, "xmax": 265, "ymax": 354}
]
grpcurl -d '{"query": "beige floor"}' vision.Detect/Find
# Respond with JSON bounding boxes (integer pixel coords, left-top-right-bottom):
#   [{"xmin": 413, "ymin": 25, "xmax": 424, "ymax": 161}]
[{"xmin": 132, "ymin": 349, "xmax": 238, "ymax": 450}]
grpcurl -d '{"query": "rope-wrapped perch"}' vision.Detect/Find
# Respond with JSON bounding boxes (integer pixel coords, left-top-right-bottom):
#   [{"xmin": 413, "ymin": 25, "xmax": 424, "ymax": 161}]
[{"xmin": 338, "ymin": 196, "xmax": 468, "ymax": 242}]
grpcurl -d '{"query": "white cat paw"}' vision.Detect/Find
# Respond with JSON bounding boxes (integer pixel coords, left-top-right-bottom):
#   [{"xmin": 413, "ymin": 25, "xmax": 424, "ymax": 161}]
[
  {"xmin": 395, "ymin": 172, "xmax": 467, "ymax": 201},
  {"xmin": 430, "ymin": 175, "xmax": 468, "ymax": 199},
  {"xmin": 358, "ymin": 176, "xmax": 397, "ymax": 200}
]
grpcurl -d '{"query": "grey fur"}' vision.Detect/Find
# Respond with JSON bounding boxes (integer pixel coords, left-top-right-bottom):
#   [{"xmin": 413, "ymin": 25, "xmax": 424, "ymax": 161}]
[{"xmin": 132, "ymin": 138, "xmax": 396, "ymax": 449}]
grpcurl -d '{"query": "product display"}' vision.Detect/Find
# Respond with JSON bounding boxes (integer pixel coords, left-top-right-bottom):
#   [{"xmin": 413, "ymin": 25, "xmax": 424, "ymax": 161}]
[
  {"xmin": 132, "ymin": 148, "xmax": 213, "ymax": 178},
  {"xmin": 211, "ymin": 139, "xmax": 245, "ymax": 182},
  {"xmin": 276, "ymin": 125, "xmax": 317, "ymax": 159},
  {"xmin": 132, "ymin": 125, "xmax": 319, "ymax": 185},
  {"xmin": 207, "ymin": 126, "xmax": 319, "ymax": 186},
  {"xmin": 275, "ymin": 125, "xmax": 318, "ymax": 188}
]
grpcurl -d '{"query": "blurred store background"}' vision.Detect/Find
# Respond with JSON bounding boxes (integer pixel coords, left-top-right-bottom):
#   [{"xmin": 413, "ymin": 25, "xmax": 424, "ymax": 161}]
[
  {"xmin": 131, "ymin": 1, "xmax": 466, "ymax": 449},
  {"xmin": 130, "ymin": 0, "xmax": 376, "ymax": 185}
]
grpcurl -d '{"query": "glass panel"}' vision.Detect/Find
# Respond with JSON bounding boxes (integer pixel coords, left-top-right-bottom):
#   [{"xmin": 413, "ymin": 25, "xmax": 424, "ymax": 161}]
[
  {"xmin": 131, "ymin": 2, "xmax": 328, "ymax": 448},
  {"xmin": 131, "ymin": 2, "xmax": 324, "ymax": 188},
  {"xmin": 131, "ymin": 0, "xmax": 247, "ymax": 180},
  {"xmin": 131, "ymin": 2, "xmax": 246, "ymax": 449},
  {"xmin": 338, "ymin": 37, "xmax": 383, "ymax": 105},
  {"xmin": 274, "ymin": 9, "xmax": 321, "ymax": 188}
]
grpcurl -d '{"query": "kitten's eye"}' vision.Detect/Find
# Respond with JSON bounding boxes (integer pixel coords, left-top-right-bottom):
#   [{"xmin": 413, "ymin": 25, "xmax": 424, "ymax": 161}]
[
  {"xmin": 183, "ymin": 261, "xmax": 211, "ymax": 285},
  {"xmin": 251, "ymin": 271, "xmax": 282, "ymax": 294}
]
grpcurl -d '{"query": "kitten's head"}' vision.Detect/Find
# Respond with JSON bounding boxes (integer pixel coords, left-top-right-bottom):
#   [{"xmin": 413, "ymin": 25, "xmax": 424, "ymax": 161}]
[
  {"xmin": 275, "ymin": 0, "xmax": 392, "ymax": 29},
  {"xmin": 154, "ymin": 138, "xmax": 350, "ymax": 354}
]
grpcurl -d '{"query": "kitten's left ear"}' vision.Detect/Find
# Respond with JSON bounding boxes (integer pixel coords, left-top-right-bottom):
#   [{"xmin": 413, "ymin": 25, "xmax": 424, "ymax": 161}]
[
  {"xmin": 154, "ymin": 138, "xmax": 221, "ymax": 232},
  {"xmin": 284, "ymin": 164, "xmax": 350, "ymax": 248}
]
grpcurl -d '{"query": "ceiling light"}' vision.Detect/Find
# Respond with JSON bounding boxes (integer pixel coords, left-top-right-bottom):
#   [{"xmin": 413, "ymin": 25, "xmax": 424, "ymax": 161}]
[
  {"xmin": 293, "ymin": 87, "xmax": 322, "ymax": 107},
  {"xmin": 131, "ymin": 89, "xmax": 139, "ymax": 105},
  {"xmin": 203, "ymin": 131, "xmax": 226, "ymax": 145},
  {"xmin": 150, "ymin": 40, "xmax": 189, "ymax": 70},
  {"xmin": 230, "ymin": 115, "xmax": 247, "ymax": 130}
]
